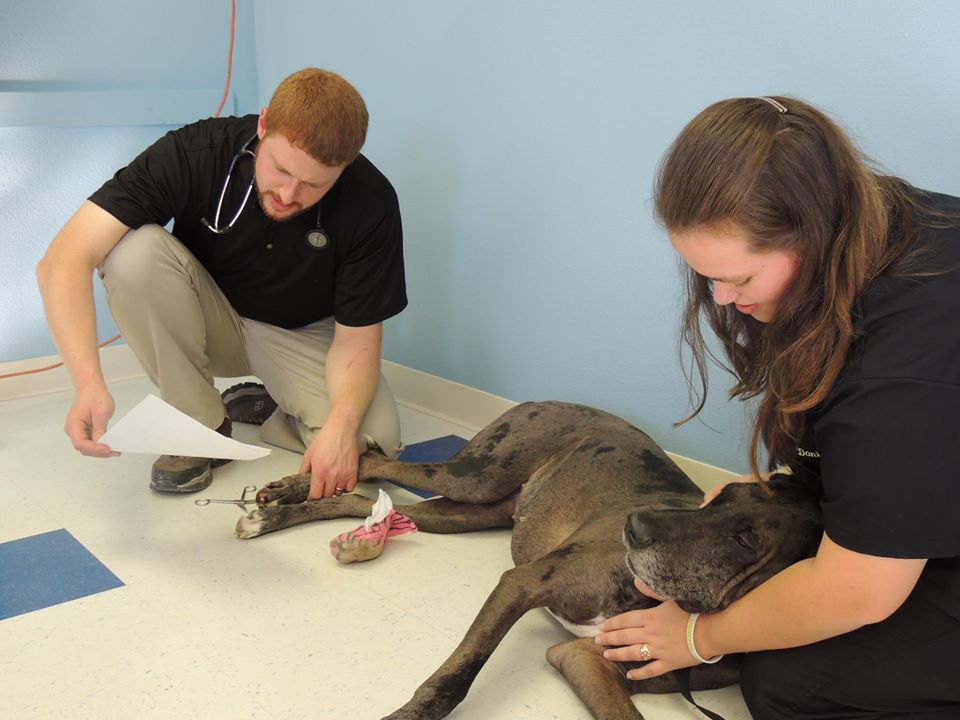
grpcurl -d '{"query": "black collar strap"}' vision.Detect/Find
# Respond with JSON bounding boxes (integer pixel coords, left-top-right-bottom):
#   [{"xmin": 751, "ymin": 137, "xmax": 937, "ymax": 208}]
[{"xmin": 673, "ymin": 666, "xmax": 727, "ymax": 720}]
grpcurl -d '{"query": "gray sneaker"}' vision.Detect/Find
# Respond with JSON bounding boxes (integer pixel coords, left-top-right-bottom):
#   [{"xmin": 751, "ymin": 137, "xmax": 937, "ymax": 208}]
[{"xmin": 221, "ymin": 382, "xmax": 278, "ymax": 425}]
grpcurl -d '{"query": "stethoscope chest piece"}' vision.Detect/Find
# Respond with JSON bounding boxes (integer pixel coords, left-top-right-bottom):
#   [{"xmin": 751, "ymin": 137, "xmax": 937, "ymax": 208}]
[{"xmin": 305, "ymin": 228, "xmax": 330, "ymax": 249}]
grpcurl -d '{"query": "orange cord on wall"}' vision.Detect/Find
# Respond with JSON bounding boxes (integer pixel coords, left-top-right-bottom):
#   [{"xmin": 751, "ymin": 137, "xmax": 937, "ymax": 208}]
[
  {"xmin": 214, "ymin": 0, "xmax": 236, "ymax": 119},
  {"xmin": 1, "ymin": 0, "xmax": 236, "ymax": 382}
]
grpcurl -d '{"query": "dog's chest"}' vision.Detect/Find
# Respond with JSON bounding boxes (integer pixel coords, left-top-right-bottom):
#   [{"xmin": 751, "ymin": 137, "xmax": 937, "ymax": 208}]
[
  {"xmin": 544, "ymin": 608, "xmax": 607, "ymax": 637},
  {"xmin": 544, "ymin": 609, "xmax": 609, "ymax": 637}
]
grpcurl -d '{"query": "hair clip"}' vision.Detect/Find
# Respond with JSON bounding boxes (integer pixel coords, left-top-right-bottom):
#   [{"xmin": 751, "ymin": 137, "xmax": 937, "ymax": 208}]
[{"xmin": 758, "ymin": 96, "xmax": 788, "ymax": 114}]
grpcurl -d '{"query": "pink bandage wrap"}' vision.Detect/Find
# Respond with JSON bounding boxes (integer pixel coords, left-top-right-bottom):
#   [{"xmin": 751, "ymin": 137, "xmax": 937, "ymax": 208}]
[{"xmin": 330, "ymin": 507, "xmax": 418, "ymax": 564}]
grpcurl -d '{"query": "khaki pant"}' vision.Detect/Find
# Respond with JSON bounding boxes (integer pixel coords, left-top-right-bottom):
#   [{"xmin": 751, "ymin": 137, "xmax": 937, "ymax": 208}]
[{"xmin": 99, "ymin": 225, "xmax": 402, "ymax": 458}]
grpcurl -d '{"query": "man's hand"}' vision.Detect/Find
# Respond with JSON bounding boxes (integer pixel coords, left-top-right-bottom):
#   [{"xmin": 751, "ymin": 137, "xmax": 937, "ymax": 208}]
[
  {"xmin": 37, "ymin": 201, "xmax": 130, "ymax": 459},
  {"xmin": 66, "ymin": 385, "xmax": 120, "ymax": 458},
  {"xmin": 299, "ymin": 321, "xmax": 382, "ymax": 499},
  {"xmin": 299, "ymin": 417, "xmax": 360, "ymax": 499}
]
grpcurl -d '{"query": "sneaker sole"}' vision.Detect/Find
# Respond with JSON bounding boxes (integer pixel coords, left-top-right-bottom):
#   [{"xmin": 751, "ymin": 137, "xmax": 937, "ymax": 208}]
[
  {"xmin": 221, "ymin": 381, "xmax": 277, "ymax": 425},
  {"xmin": 150, "ymin": 465, "xmax": 213, "ymax": 493},
  {"xmin": 221, "ymin": 381, "xmax": 268, "ymax": 406}
]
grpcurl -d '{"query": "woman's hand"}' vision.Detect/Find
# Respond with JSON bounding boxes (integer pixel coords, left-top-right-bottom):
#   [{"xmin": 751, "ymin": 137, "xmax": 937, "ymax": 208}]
[{"xmin": 594, "ymin": 580, "xmax": 699, "ymax": 680}]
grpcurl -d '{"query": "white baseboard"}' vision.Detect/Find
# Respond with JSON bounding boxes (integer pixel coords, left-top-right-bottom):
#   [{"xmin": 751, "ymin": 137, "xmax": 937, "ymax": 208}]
[
  {"xmin": 1, "ymin": 345, "xmax": 735, "ymax": 488},
  {"xmin": 668, "ymin": 453, "xmax": 737, "ymax": 490},
  {"xmin": 0, "ymin": 344, "xmax": 145, "ymax": 402},
  {"xmin": 381, "ymin": 360, "xmax": 517, "ymax": 433}
]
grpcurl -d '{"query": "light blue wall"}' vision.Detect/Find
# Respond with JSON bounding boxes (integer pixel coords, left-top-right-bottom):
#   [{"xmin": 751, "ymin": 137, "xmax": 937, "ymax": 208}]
[
  {"xmin": 252, "ymin": 1, "xmax": 960, "ymax": 471},
  {"xmin": 1, "ymin": 0, "xmax": 259, "ymax": 360},
  {"xmin": 4, "ymin": 1, "xmax": 960, "ymax": 472}
]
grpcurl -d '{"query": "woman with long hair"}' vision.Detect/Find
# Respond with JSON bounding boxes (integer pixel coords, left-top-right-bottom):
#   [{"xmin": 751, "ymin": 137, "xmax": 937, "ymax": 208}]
[{"xmin": 596, "ymin": 96, "xmax": 960, "ymax": 718}]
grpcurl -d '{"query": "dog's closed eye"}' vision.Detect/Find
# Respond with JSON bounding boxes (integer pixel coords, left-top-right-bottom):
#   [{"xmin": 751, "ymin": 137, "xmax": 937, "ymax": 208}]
[{"xmin": 732, "ymin": 530, "xmax": 759, "ymax": 551}]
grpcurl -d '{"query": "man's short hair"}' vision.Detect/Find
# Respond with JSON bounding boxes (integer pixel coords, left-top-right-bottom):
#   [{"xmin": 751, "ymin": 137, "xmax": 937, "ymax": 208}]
[{"xmin": 264, "ymin": 68, "xmax": 369, "ymax": 166}]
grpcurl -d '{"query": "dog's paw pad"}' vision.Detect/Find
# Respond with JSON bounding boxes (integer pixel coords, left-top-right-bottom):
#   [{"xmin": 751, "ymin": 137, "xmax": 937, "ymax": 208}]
[
  {"xmin": 328, "ymin": 507, "xmax": 417, "ymax": 564},
  {"xmin": 330, "ymin": 532, "xmax": 387, "ymax": 563}
]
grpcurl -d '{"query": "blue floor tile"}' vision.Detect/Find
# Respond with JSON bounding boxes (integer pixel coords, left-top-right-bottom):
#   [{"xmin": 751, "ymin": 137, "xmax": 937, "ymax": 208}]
[
  {"xmin": 0, "ymin": 529, "xmax": 124, "ymax": 621},
  {"xmin": 392, "ymin": 434, "xmax": 468, "ymax": 498}
]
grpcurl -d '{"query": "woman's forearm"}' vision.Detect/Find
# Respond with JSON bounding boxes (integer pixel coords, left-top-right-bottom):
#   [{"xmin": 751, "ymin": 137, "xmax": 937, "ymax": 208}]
[{"xmin": 696, "ymin": 539, "xmax": 926, "ymax": 658}]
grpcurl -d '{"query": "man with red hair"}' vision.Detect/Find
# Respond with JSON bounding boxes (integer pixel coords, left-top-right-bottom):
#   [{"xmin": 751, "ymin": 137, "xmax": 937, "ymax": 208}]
[{"xmin": 37, "ymin": 68, "xmax": 407, "ymax": 501}]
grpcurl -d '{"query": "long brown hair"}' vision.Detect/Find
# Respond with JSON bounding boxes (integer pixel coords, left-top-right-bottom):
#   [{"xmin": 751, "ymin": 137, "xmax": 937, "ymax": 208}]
[{"xmin": 655, "ymin": 96, "xmax": 918, "ymax": 476}]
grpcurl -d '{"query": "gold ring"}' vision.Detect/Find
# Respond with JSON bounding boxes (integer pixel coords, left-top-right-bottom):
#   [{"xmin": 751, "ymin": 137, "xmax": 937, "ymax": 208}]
[{"xmin": 639, "ymin": 643, "xmax": 652, "ymax": 662}]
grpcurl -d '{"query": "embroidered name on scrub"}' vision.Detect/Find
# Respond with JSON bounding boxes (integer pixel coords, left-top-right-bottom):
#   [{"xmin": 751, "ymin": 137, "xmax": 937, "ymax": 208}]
[{"xmin": 797, "ymin": 447, "xmax": 821, "ymax": 458}]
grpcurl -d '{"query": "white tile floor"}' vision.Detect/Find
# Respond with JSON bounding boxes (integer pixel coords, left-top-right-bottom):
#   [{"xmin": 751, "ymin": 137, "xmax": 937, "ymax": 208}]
[{"xmin": 0, "ymin": 376, "xmax": 750, "ymax": 720}]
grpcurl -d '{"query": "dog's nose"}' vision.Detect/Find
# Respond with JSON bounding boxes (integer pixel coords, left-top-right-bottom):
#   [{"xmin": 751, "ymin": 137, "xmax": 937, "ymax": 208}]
[{"xmin": 625, "ymin": 513, "xmax": 655, "ymax": 548}]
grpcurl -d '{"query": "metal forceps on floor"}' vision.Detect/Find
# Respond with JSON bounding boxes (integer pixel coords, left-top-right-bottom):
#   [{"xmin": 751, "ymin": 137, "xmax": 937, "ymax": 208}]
[{"xmin": 195, "ymin": 485, "xmax": 259, "ymax": 510}]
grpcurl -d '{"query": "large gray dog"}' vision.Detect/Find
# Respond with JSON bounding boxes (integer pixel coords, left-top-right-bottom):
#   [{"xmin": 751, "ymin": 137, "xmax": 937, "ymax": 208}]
[{"xmin": 236, "ymin": 401, "xmax": 822, "ymax": 719}]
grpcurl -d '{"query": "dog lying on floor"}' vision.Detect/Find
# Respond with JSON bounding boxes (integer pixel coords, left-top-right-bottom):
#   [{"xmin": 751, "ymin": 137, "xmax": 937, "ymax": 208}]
[{"xmin": 235, "ymin": 401, "xmax": 822, "ymax": 719}]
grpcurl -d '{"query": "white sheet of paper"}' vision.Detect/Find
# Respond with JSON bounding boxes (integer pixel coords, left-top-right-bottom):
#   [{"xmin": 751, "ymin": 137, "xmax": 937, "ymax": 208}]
[{"xmin": 99, "ymin": 394, "xmax": 271, "ymax": 460}]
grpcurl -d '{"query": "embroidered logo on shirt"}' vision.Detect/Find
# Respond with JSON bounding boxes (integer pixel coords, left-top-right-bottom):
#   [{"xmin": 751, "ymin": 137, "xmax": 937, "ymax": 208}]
[{"xmin": 796, "ymin": 447, "xmax": 821, "ymax": 458}]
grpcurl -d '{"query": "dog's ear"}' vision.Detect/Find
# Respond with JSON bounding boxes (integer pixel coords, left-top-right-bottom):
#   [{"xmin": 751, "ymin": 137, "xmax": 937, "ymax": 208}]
[{"xmin": 767, "ymin": 473, "xmax": 819, "ymax": 505}]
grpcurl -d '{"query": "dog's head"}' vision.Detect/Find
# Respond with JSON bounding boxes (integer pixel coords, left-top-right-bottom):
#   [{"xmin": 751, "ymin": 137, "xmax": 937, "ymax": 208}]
[{"xmin": 623, "ymin": 474, "xmax": 822, "ymax": 613}]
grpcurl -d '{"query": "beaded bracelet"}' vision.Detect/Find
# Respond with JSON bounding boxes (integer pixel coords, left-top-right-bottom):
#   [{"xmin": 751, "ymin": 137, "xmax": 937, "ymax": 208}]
[{"xmin": 686, "ymin": 612, "xmax": 724, "ymax": 664}]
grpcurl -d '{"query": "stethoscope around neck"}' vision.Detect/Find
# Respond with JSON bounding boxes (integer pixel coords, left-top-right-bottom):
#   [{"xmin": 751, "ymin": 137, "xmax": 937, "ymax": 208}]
[{"xmin": 201, "ymin": 133, "xmax": 330, "ymax": 249}]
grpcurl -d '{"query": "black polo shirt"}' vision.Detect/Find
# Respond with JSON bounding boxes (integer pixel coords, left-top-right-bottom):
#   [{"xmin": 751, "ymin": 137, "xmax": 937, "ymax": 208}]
[
  {"xmin": 789, "ymin": 188, "xmax": 960, "ymax": 619},
  {"xmin": 89, "ymin": 115, "xmax": 407, "ymax": 329}
]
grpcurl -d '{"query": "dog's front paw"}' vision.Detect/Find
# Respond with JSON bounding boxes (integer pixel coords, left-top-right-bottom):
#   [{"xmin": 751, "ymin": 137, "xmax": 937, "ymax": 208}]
[
  {"xmin": 236, "ymin": 506, "xmax": 295, "ymax": 538},
  {"xmin": 381, "ymin": 686, "xmax": 457, "ymax": 720},
  {"xmin": 382, "ymin": 703, "xmax": 445, "ymax": 720},
  {"xmin": 256, "ymin": 473, "xmax": 311, "ymax": 506},
  {"xmin": 381, "ymin": 708, "xmax": 421, "ymax": 720}
]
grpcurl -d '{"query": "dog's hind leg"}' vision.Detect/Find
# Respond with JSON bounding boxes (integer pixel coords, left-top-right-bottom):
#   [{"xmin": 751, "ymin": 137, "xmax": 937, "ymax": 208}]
[
  {"xmin": 358, "ymin": 433, "xmax": 600, "ymax": 506},
  {"xmin": 357, "ymin": 454, "xmax": 530, "ymax": 505},
  {"xmin": 546, "ymin": 638, "xmax": 741, "ymax": 718},
  {"xmin": 328, "ymin": 492, "xmax": 519, "ymax": 563},
  {"xmin": 393, "ymin": 492, "xmax": 518, "ymax": 533},
  {"xmin": 546, "ymin": 638, "xmax": 644, "ymax": 720}
]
